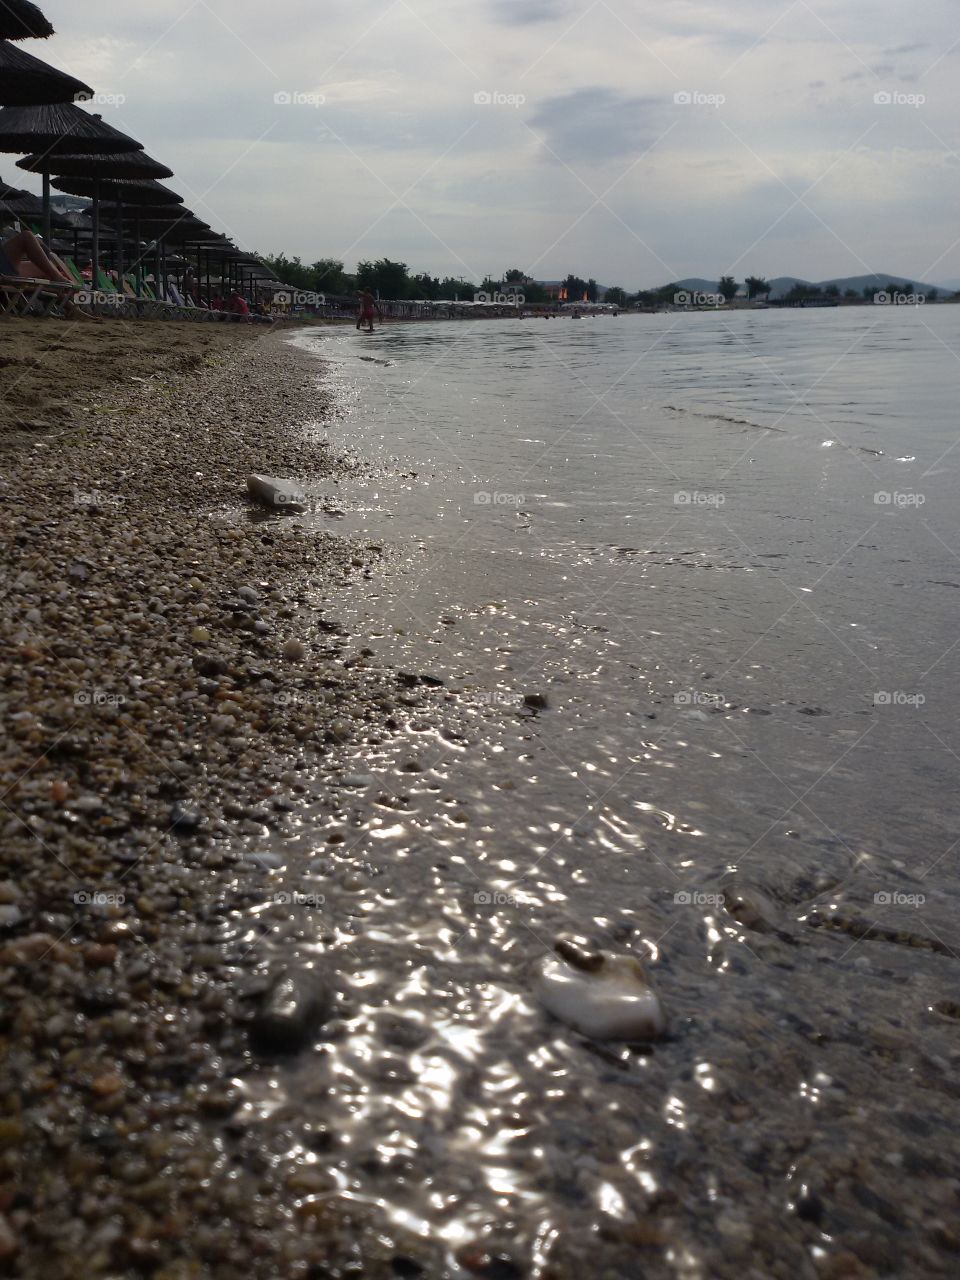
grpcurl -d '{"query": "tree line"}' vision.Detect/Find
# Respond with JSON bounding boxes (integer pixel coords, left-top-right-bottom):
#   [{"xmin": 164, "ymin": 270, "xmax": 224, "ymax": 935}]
[{"xmin": 255, "ymin": 256, "xmax": 945, "ymax": 305}]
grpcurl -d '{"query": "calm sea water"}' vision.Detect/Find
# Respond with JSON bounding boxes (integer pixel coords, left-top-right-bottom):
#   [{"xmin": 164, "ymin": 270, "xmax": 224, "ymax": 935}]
[{"xmin": 252, "ymin": 311, "xmax": 960, "ymax": 1276}]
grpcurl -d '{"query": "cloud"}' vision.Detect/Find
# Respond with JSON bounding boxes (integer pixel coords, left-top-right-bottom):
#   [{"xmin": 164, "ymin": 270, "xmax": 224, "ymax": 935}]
[
  {"xmin": 488, "ymin": 0, "xmax": 574, "ymax": 24},
  {"xmin": 529, "ymin": 88, "xmax": 664, "ymax": 162}
]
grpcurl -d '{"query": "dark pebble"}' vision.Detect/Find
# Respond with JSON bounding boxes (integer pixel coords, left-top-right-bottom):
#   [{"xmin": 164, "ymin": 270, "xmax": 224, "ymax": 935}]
[
  {"xmin": 523, "ymin": 693, "xmax": 549, "ymax": 710},
  {"xmin": 250, "ymin": 969, "xmax": 331, "ymax": 1054}
]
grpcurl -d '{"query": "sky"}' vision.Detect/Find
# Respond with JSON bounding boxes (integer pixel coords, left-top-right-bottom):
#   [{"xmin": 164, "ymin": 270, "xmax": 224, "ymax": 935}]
[{"xmin": 9, "ymin": 0, "xmax": 960, "ymax": 288}]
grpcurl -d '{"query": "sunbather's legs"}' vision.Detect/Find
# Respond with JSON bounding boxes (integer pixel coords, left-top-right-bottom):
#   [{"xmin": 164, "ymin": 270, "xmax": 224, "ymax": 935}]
[{"xmin": 2, "ymin": 230, "xmax": 74, "ymax": 285}]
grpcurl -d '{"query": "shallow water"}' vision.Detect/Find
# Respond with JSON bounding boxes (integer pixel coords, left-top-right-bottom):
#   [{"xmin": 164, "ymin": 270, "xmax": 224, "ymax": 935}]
[{"xmin": 241, "ymin": 311, "xmax": 960, "ymax": 1276}]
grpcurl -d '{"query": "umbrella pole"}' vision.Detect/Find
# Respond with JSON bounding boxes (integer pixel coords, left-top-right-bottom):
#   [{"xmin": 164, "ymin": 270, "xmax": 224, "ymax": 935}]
[
  {"xmin": 92, "ymin": 177, "xmax": 100, "ymax": 293},
  {"xmin": 116, "ymin": 200, "xmax": 124, "ymax": 288},
  {"xmin": 135, "ymin": 214, "xmax": 142, "ymax": 296},
  {"xmin": 42, "ymin": 169, "xmax": 51, "ymax": 245}
]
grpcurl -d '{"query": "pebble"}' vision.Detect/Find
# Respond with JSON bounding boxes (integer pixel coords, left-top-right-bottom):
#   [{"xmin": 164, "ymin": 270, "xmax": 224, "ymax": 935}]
[
  {"xmin": 250, "ymin": 969, "xmax": 332, "ymax": 1054},
  {"xmin": 0, "ymin": 905, "xmax": 23, "ymax": 929},
  {"xmin": 282, "ymin": 638, "xmax": 306, "ymax": 660},
  {"xmin": 535, "ymin": 939, "xmax": 666, "ymax": 1040}
]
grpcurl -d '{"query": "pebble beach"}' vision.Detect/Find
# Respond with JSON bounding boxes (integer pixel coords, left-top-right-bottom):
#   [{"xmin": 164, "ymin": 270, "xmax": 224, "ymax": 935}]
[{"xmin": 0, "ymin": 320, "xmax": 413, "ymax": 1277}]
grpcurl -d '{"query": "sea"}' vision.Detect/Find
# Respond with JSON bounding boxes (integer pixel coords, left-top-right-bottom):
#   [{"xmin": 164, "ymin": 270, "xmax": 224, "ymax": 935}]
[{"xmin": 242, "ymin": 308, "xmax": 960, "ymax": 1276}]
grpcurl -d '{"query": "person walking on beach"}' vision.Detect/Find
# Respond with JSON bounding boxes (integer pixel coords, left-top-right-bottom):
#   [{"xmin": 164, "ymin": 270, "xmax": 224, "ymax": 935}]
[{"xmin": 356, "ymin": 288, "xmax": 382, "ymax": 333}]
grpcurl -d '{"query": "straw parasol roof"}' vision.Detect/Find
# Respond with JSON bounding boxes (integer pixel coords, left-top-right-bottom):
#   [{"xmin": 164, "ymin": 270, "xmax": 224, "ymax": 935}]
[
  {"xmin": 53, "ymin": 175, "xmax": 183, "ymax": 204},
  {"xmin": 0, "ymin": 103, "xmax": 142, "ymax": 154},
  {"xmin": 0, "ymin": 1, "xmax": 54, "ymax": 40},
  {"xmin": 0, "ymin": 39, "xmax": 93, "ymax": 106},
  {"xmin": 98, "ymin": 204, "xmax": 194, "ymax": 222},
  {"xmin": 19, "ymin": 149, "xmax": 173, "ymax": 181}
]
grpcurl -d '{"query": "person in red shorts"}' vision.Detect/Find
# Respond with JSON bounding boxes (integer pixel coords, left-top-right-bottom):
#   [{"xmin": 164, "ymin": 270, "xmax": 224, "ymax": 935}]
[{"xmin": 356, "ymin": 288, "xmax": 381, "ymax": 332}]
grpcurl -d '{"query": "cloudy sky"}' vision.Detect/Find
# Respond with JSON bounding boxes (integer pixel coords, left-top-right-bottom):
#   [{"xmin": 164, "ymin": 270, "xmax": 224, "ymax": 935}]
[{"xmin": 12, "ymin": 0, "xmax": 960, "ymax": 287}]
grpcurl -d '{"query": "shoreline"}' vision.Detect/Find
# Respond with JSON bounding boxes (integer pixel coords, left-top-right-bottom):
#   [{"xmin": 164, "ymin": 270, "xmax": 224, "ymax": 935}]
[{"xmin": 0, "ymin": 321, "xmax": 441, "ymax": 1276}]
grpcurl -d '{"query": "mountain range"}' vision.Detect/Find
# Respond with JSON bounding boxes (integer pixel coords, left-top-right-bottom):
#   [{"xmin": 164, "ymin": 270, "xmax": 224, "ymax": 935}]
[{"xmin": 664, "ymin": 274, "xmax": 953, "ymax": 300}]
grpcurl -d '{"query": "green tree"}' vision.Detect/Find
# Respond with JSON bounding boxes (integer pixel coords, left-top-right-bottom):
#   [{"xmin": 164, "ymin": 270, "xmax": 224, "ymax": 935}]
[
  {"xmin": 844, "ymin": 289, "xmax": 858, "ymax": 299},
  {"xmin": 824, "ymin": 284, "xmax": 840, "ymax": 298},
  {"xmin": 604, "ymin": 286, "xmax": 628, "ymax": 306},
  {"xmin": 356, "ymin": 257, "xmax": 410, "ymax": 299},
  {"xmin": 563, "ymin": 274, "xmax": 588, "ymax": 302},
  {"xmin": 309, "ymin": 258, "xmax": 351, "ymax": 294},
  {"xmin": 745, "ymin": 275, "xmax": 770, "ymax": 300},
  {"xmin": 717, "ymin": 275, "xmax": 739, "ymax": 302},
  {"xmin": 504, "ymin": 267, "xmax": 527, "ymax": 282}
]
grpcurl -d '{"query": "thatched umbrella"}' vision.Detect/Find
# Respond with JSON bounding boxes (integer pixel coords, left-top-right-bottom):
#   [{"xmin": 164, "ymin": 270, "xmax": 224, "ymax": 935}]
[
  {"xmin": 0, "ymin": 40, "xmax": 92, "ymax": 106},
  {"xmin": 26, "ymin": 152, "xmax": 174, "ymax": 285},
  {"xmin": 0, "ymin": 1, "xmax": 54, "ymax": 40},
  {"xmin": 53, "ymin": 177, "xmax": 180, "ymax": 285},
  {"xmin": 0, "ymin": 103, "xmax": 141, "ymax": 253}
]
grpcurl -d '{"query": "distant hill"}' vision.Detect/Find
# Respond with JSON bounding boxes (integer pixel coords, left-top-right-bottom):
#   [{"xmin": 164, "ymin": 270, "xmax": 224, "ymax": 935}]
[{"xmin": 650, "ymin": 273, "xmax": 952, "ymax": 299}]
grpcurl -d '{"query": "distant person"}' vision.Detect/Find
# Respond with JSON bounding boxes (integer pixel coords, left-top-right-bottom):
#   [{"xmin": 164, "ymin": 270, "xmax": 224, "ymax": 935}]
[
  {"xmin": 182, "ymin": 265, "xmax": 198, "ymax": 303},
  {"xmin": 209, "ymin": 290, "xmax": 223, "ymax": 312},
  {"xmin": 356, "ymin": 288, "xmax": 381, "ymax": 333},
  {"xmin": 228, "ymin": 288, "xmax": 250, "ymax": 322}
]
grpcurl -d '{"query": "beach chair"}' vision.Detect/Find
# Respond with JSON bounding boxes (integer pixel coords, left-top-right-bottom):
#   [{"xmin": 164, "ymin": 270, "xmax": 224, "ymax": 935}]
[{"xmin": 0, "ymin": 246, "xmax": 75, "ymax": 317}]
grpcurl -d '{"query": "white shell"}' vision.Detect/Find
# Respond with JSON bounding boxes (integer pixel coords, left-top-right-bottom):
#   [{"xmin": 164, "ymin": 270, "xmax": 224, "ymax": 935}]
[{"xmin": 535, "ymin": 951, "xmax": 666, "ymax": 1041}]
